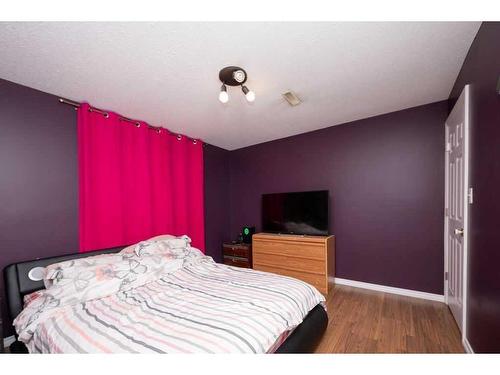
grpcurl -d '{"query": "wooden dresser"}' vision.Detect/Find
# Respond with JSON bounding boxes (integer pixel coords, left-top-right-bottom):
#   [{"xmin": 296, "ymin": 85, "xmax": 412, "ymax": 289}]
[{"xmin": 252, "ymin": 233, "xmax": 334, "ymax": 295}]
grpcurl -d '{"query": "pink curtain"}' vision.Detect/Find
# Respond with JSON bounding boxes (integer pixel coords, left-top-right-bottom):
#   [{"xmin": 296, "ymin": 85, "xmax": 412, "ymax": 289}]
[{"xmin": 78, "ymin": 103, "xmax": 205, "ymax": 252}]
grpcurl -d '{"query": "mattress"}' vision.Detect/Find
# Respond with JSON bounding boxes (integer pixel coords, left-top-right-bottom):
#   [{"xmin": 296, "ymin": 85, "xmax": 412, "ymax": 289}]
[{"xmin": 15, "ymin": 257, "xmax": 325, "ymax": 353}]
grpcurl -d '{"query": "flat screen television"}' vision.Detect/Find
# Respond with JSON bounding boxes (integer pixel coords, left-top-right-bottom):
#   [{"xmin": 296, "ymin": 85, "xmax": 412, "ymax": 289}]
[{"xmin": 262, "ymin": 190, "xmax": 329, "ymax": 236}]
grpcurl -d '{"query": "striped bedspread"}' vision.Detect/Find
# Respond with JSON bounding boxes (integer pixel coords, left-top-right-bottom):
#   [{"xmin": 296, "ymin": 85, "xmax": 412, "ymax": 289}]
[{"xmin": 18, "ymin": 258, "xmax": 326, "ymax": 353}]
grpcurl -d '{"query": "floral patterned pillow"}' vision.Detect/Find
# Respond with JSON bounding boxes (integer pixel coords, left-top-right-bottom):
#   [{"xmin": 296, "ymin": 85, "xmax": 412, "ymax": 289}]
[
  {"xmin": 43, "ymin": 253, "xmax": 124, "ymax": 288},
  {"xmin": 119, "ymin": 234, "xmax": 177, "ymax": 255},
  {"xmin": 134, "ymin": 235, "xmax": 192, "ymax": 256}
]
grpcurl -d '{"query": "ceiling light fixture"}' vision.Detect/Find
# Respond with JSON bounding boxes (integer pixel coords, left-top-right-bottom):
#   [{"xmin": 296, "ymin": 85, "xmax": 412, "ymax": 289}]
[{"xmin": 218, "ymin": 66, "xmax": 255, "ymax": 103}]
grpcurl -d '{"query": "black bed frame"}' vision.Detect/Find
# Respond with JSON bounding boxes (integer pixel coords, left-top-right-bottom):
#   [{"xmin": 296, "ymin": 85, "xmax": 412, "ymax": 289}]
[{"xmin": 3, "ymin": 247, "xmax": 328, "ymax": 353}]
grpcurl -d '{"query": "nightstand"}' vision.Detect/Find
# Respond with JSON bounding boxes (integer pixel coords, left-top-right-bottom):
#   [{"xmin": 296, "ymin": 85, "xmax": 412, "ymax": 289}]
[{"xmin": 222, "ymin": 242, "xmax": 252, "ymax": 268}]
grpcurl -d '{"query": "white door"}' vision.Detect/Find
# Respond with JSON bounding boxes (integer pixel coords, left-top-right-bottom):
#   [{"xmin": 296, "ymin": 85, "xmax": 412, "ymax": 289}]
[{"xmin": 444, "ymin": 85, "xmax": 470, "ymax": 335}]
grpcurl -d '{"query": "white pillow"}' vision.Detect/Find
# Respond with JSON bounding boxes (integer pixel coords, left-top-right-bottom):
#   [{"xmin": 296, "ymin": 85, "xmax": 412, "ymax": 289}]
[
  {"xmin": 134, "ymin": 235, "xmax": 192, "ymax": 256},
  {"xmin": 164, "ymin": 235, "xmax": 191, "ymax": 249},
  {"xmin": 133, "ymin": 241, "xmax": 164, "ymax": 256},
  {"xmin": 43, "ymin": 253, "xmax": 124, "ymax": 288},
  {"xmin": 119, "ymin": 234, "xmax": 177, "ymax": 255},
  {"xmin": 147, "ymin": 234, "xmax": 177, "ymax": 242}
]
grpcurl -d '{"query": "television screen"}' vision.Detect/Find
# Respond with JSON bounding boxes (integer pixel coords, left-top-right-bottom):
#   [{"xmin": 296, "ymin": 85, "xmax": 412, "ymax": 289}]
[{"xmin": 262, "ymin": 190, "xmax": 329, "ymax": 236}]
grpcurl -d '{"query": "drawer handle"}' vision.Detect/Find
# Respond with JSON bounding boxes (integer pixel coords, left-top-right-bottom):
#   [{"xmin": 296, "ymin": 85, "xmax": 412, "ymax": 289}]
[{"xmin": 224, "ymin": 255, "xmax": 247, "ymax": 261}]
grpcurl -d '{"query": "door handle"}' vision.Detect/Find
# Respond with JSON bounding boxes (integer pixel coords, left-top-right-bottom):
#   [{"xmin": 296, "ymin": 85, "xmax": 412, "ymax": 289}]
[{"xmin": 454, "ymin": 228, "xmax": 464, "ymax": 236}]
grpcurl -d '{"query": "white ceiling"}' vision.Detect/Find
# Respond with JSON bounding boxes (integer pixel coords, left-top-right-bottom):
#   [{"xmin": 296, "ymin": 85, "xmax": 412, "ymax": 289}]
[{"xmin": 0, "ymin": 22, "xmax": 480, "ymax": 150}]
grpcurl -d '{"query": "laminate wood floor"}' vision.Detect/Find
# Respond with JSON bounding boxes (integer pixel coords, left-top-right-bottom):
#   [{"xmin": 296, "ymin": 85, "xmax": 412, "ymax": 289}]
[{"xmin": 314, "ymin": 284, "xmax": 464, "ymax": 353}]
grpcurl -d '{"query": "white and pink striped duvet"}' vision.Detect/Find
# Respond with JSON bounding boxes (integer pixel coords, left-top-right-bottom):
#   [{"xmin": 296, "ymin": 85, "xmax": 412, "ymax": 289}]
[{"xmin": 15, "ymin": 255, "xmax": 325, "ymax": 353}]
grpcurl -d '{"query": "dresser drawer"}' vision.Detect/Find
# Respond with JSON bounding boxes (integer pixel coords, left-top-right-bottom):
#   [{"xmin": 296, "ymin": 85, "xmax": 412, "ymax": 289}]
[
  {"xmin": 253, "ymin": 239, "xmax": 326, "ymax": 260},
  {"xmin": 223, "ymin": 245, "xmax": 250, "ymax": 258},
  {"xmin": 223, "ymin": 256, "xmax": 251, "ymax": 268},
  {"xmin": 254, "ymin": 264, "xmax": 328, "ymax": 295},
  {"xmin": 253, "ymin": 252, "xmax": 325, "ymax": 274}
]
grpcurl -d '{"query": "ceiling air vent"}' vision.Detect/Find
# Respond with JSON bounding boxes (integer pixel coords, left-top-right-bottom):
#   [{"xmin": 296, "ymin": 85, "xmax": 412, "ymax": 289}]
[{"xmin": 282, "ymin": 91, "xmax": 302, "ymax": 106}]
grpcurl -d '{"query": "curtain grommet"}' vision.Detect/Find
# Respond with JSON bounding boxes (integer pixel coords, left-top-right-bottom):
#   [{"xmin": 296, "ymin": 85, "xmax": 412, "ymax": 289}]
[
  {"xmin": 135, "ymin": 122, "xmax": 141, "ymax": 128},
  {"xmin": 193, "ymin": 139, "xmax": 197, "ymax": 144},
  {"xmin": 177, "ymin": 135, "xmax": 182, "ymax": 141},
  {"xmin": 104, "ymin": 113, "xmax": 110, "ymax": 119}
]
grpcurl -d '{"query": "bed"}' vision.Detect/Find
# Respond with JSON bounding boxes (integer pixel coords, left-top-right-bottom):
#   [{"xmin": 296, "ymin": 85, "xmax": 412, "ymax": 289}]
[{"xmin": 3, "ymin": 239, "xmax": 328, "ymax": 354}]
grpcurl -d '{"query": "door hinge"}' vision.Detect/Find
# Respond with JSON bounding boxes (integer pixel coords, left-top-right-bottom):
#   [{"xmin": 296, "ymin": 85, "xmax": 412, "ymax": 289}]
[
  {"xmin": 446, "ymin": 142, "xmax": 452, "ymax": 152},
  {"xmin": 445, "ymin": 271, "xmax": 448, "ymax": 281},
  {"xmin": 468, "ymin": 187, "xmax": 474, "ymax": 204},
  {"xmin": 445, "ymin": 207, "xmax": 449, "ymax": 217}
]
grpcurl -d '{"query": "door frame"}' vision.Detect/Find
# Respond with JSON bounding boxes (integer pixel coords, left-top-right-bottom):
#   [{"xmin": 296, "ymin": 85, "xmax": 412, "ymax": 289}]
[{"xmin": 444, "ymin": 84, "xmax": 470, "ymax": 343}]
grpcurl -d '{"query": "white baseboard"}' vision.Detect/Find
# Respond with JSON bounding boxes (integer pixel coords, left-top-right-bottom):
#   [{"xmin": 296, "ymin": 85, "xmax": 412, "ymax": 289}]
[
  {"xmin": 463, "ymin": 337, "xmax": 474, "ymax": 353},
  {"xmin": 3, "ymin": 335, "xmax": 15, "ymax": 348},
  {"xmin": 331, "ymin": 277, "xmax": 445, "ymax": 303}
]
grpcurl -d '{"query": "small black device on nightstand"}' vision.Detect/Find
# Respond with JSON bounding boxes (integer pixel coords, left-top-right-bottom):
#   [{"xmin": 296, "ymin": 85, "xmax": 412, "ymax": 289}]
[{"xmin": 241, "ymin": 226, "xmax": 255, "ymax": 244}]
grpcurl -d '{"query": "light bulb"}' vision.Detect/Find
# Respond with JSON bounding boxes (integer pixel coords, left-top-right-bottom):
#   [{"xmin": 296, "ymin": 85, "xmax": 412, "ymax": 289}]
[
  {"xmin": 219, "ymin": 91, "xmax": 229, "ymax": 103},
  {"xmin": 242, "ymin": 85, "xmax": 255, "ymax": 102},
  {"xmin": 219, "ymin": 84, "xmax": 229, "ymax": 103},
  {"xmin": 245, "ymin": 90, "xmax": 255, "ymax": 102}
]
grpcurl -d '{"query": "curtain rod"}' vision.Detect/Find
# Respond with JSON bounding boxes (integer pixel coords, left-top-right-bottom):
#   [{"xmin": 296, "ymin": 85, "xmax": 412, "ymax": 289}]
[{"xmin": 59, "ymin": 97, "xmax": 202, "ymax": 144}]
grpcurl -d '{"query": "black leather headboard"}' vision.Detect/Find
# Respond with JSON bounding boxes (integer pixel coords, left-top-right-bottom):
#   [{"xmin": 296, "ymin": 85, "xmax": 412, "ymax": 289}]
[{"xmin": 3, "ymin": 246, "xmax": 126, "ymax": 326}]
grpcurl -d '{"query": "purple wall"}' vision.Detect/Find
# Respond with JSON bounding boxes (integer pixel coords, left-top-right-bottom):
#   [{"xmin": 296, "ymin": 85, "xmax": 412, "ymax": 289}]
[
  {"xmin": 0, "ymin": 78, "xmax": 79, "ymax": 336},
  {"xmin": 229, "ymin": 101, "xmax": 448, "ymax": 294},
  {"xmin": 0, "ymin": 78, "xmax": 230, "ymax": 337},
  {"xmin": 448, "ymin": 22, "xmax": 500, "ymax": 353},
  {"xmin": 204, "ymin": 144, "xmax": 231, "ymax": 262}
]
